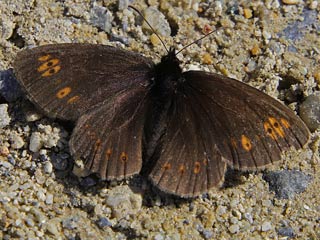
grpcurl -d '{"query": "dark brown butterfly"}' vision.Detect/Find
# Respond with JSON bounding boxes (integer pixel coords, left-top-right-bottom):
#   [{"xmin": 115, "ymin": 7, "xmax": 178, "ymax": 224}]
[{"xmin": 13, "ymin": 42, "xmax": 310, "ymax": 197}]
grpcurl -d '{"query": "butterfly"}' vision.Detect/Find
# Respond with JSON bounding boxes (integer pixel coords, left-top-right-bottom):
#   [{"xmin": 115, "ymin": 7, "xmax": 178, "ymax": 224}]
[{"xmin": 13, "ymin": 42, "xmax": 310, "ymax": 197}]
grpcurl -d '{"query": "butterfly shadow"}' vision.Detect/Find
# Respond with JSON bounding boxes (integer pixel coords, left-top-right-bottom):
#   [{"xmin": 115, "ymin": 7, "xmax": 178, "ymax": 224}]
[{"xmin": 221, "ymin": 167, "xmax": 251, "ymax": 189}]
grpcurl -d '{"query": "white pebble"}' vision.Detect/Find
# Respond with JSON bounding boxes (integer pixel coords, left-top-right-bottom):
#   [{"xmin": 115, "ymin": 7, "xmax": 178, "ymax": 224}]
[
  {"xmin": 44, "ymin": 162, "xmax": 53, "ymax": 174},
  {"xmin": 261, "ymin": 221, "xmax": 272, "ymax": 231},
  {"xmin": 229, "ymin": 224, "xmax": 240, "ymax": 234}
]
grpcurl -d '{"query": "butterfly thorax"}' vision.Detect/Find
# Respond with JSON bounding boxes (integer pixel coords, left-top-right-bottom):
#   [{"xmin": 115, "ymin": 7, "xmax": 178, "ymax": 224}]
[{"xmin": 152, "ymin": 48, "xmax": 183, "ymax": 97}]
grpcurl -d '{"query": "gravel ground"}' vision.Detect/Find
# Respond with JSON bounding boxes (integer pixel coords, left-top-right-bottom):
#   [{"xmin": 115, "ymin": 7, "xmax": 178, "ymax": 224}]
[{"xmin": 0, "ymin": 0, "xmax": 319, "ymax": 239}]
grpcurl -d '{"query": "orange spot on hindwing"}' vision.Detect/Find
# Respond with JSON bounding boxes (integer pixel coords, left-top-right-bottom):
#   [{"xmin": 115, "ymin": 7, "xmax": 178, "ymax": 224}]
[
  {"xmin": 241, "ymin": 135, "xmax": 252, "ymax": 151},
  {"xmin": 105, "ymin": 148, "xmax": 112, "ymax": 160},
  {"xmin": 194, "ymin": 161, "xmax": 201, "ymax": 174},
  {"xmin": 120, "ymin": 152, "xmax": 128, "ymax": 162},
  {"xmin": 178, "ymin": 164, "xmax": 185, "ymax": 174},
  {"xmin": 94, "ymin": 139, "xmax": 101, "ymax": 152},
  {"xmin": 163, "ymin": 162, "xmax": 171, "ymax": 170}
]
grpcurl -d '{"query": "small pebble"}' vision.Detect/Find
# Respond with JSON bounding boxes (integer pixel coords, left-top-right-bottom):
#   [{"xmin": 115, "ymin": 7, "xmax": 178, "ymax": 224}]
[
  {"xmin": 202, "ymin": 229, "xmax": 213, "ymax": 239},
  {"xmin": 216, "ymin": 205, "xmax": 227, "ymax": 215},
  {"xmin": 105, "ymin": 185, "xmax": 142, "ymax": 219},
  {"xmin": 9, "ymin": 133, "xmax": 25, "ymax": 149},
  {"xmin": 46, "ymin": 218, "xmax": 61, "ymax": 236},
  {"xmin": 202, "ymin": 53, "xmax": 213, "ymax": 65},
  {"xmin": 7, "ymin": 155, "xmax": 15, "ymax": 165},
  {"xmin": 25, "ymin": 111, "xmax": 42, "ymax": 122},
  {"xmin": 96, "ymin": 217, "xmax": 112, "ymax": 228},
  {"xmin": 29, "ymin": 132, "xmax": 42, "ymax": 152},
  {"xmin": 300, "ymin": 93, "xmax": 320, "ymax": 131},
  {"xmin": 44, "ymin": 162, "xmax": 53, "ymax": 174},
  {"xmin": 244, "ymin": 213, "xmax": 253, "ymax": 224},
  {"xmin": 282, "ymin": 0, "xmax": 301, "ymax": 4},
  {"xmin": 251, "ymin": 44, "xmax": 261, "ymax": 55},
  {"xmin": 277, "ymin": 226, "xmax": 295, "ymax": 237},
  {"xmin": 243, "ymin": 8, "xmax": 252, "ymax": 19},
  {"xmin": 261, "ymin": 221, "xmax": 272, "ymax": 232},
  {"xmin": 51, "ymin": 154, "xmax": 69, "ymax": 171},
  {"xmin": 0, "ymin": 104, "xmax": 11, "ymax": 128},
  {"xmin": 154, "ymin": 234, "xmax": 164, "ymax": 240},
  {"xmin": 0, "ymin": 146, "xmax": 9, "ymax": 156},
  {"xmin": 309, "ymin": 1, "xmax": 318, "ymax": 9},
  {"xmin": 229, "ymin": 224, "xmax": 240, "ymax": 234},
  {"xmin": 62, "ymin": 215, "xmax": 79, "ymax": 230},
  {"xmin": 45, "ymin": 194, "xmax": 53, "ymax": 205}
]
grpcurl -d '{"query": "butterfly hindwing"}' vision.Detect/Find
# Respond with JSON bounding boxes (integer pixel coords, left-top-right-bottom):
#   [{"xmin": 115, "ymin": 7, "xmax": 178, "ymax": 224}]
[
  {"xmin": 148, "ymin": 89, "xmax": 227, "ymax": 197},
  {"xmin": 14, "ymin": 43, "xmax": 154, "ymax": 121},
  {"xmin": 70, "ymin": 86, "xmax": 151, "ymax": 180}
]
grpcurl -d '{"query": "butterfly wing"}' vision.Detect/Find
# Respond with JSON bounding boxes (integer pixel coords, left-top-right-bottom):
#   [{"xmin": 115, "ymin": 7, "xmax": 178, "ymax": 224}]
[
  {"xmin": 70, "ymin": 86, "xmax": 151, "ymax": 180},
  {"xmin": 14, "ymin": 43, "xmax": 154, "ymax": 180},
  {"xmin": 148, "ymin": 88, "xmax": 227, "ymax": 197},
  {"xmin": 14, "ymin": 43, "xmax": 153, "ymax": 121},
  {"xmin": 185, "ymin": 71, "xmax": 310, "ymax": 169},
  {"xmin": 148, "ymin": 71, "xmax": 310, "ymax": 197}
]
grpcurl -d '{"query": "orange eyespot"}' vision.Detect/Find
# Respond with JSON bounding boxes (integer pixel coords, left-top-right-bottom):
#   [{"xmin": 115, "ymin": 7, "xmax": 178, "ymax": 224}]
[
  {"xmin": 194, "ymin": 162, "xmax": 201, "ymax": 174},
  {"xmin": 56, "ymin": 87, "xmax": 71, "ymax": 99},
  {"xmin": 120, "ymin": 152, "xmax": 128, "ymax": 162},
  {"xmin": 241, "ymin": 135, "xmax": 252, "ymax": 151},
  {"xmin": 38, "ymin": 55, "xmax": 51, "ymax": 62},
  {"xmin": 42, "ymin": 65, "xmax": 61, "ymax": 77}
]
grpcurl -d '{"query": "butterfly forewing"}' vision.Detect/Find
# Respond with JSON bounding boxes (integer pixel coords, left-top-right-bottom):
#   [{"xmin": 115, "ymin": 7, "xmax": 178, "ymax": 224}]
[{"xmin": 14, "ymin": 43, "xmax": 153, "ymax": 121}]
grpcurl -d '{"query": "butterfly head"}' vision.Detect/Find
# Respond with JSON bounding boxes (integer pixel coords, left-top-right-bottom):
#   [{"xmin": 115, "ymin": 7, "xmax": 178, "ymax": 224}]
[{"xmin": 152, "ymin": 47, "xmax": 183, "ymax": 93}]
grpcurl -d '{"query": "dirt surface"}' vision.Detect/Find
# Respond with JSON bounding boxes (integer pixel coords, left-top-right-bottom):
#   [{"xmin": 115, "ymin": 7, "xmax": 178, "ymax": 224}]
[{"xmin": 0, "ymin": 0, "xmax": 319, "ymax": 239}]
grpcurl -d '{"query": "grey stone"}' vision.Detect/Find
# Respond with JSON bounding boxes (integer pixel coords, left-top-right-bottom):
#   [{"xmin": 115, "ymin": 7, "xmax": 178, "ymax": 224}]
[
  {"xmin": 96, "ymin": 217, "xmax": 112, "ymax": 228},
  {"xmin": 143, "ymin": 7, "xmax": 171, "ymax": 37},
  {"xmin": 62, "ymin": 215, "xmax": 80, "ymax": 230},
  {"xmin": 263, "ymin": 170, "xmax": 312, "ymax": 199},
  {"xmin": 277, "ymin": 226, "xmax": 295, "ymax": 238},
  {"xmin": 261, "ymin": 221, "xmax": 272, "ymax": 231},
  {"xmin": 300, "ymin": 92, "xmax": 320, "ymax": 131},
  {"xmin": 0, "ymin": 69, "xmax": 23, "ymax": 102},
  {"xmin": 89, "ymin": 5, "xmax": 113, "ymax": 33},
  {"xmin": 105, "ymin": 185, "xmax": 142, "ymax": 219}
]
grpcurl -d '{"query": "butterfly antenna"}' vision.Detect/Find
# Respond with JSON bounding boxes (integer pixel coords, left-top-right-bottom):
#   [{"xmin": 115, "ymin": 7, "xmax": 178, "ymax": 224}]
[
  {"xmin": 175, "ymin": 29, "xmax": 217, "ymax": 56},
  {"xmin": 129, "ymin": 5, "xmax": 169, "ymax": 53}
]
